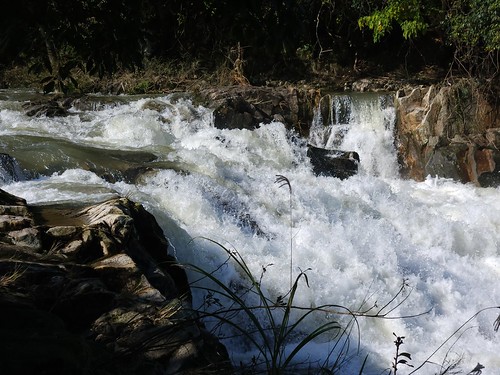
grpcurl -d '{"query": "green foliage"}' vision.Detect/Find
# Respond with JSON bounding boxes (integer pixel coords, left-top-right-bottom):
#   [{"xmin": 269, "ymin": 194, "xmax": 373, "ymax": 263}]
[
  {"xmin": 0, "ymin": 0, "xmax": 498, "ymax": 88},
  {"xmin": 447, "ymin": 0, "xmax": 500, "ymax": 52},
  {"xmin": 358, "ymin": 0, "xmax": 428, "ymax": 42},
  {"xmin": 32, "ymin": 59, "xmax": 81, "ymax": 94},
  {"xmin": 442, "ymin": 0, "xmax": 500, "ymax": 77},
  {"xmin": 132, "ymin": 80, "xmax": 152, "ymax": 95},
  {"xmin": 187, "ymin": 238, "xmax": 443, "ymax": 373},
  {"xmin": 0, "ymin": 0, "xmax": 145, "ymax": 92}
]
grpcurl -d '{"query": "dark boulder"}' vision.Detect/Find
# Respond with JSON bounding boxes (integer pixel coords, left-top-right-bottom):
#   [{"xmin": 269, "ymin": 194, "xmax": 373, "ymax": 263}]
[
  {"xmin": 307, "ymin": 144, "xmax": 360, "ymax": 179},
  {"xmin": 23, "ymin": 97, "xmax": 72, "ymax": 117},
  {"xmin": 197, "ymin": 85, "xmax": 320, "ymax": 136},
  {"xmin": 213, "ymin": 94, "xmax": 272, "ymax": 130}
]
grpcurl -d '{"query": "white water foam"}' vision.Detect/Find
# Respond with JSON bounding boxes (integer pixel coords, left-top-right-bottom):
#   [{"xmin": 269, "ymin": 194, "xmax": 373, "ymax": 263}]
[{"xmin": 1, "ymin": 94, "xmax": 499, "ymax": 374}]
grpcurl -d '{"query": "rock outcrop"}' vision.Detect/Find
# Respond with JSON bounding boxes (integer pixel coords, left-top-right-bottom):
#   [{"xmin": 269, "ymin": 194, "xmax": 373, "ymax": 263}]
[
  {"xmin": 395, "ymin": 80, "xmax": 500, "ymax": 186},
  {"xmin": 0, "ymin": 189, "xmax": 231, "ymax": 374},
  {"xmin": 23, "ymin": 97, "xmax": 73, "ymax": 117},
  {"xmin": 197, "ymin": 85, "xmax": 320, "ymax": 136}
]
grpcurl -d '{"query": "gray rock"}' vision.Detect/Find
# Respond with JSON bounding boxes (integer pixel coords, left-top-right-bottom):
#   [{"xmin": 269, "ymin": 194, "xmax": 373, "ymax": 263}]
[
  {"xmin": 6, "ymin": 227, "xmax": 41, "ymax": 250},
  {"xmin": 196, "ymin": 85, "xmax": 320, "ymax": 136}
]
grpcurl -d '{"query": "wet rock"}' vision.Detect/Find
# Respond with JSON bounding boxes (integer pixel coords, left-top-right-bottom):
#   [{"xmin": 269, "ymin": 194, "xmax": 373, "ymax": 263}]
[
  {"xmin": 0, "ymin": 153, "xmax": 25, "ymax": 183},
  {"xmin": 0, "ymin": 215, "xmax": 33, "ymax": 231},
  {"xmin": 5, "ymin": 227, "xmax": 41, "ymax": 250},
  {"xmin": 212, "ymin": 94, "xmax": 271, "ymax": 130},
  {"xmin": 210, "ymin": 193, "xmax": 272, "ymax": 239},
  {"xmin": 23, "ymin": 97, "xmax": 71, "ymax": 117},
  {"xmin": 46, "ymin": 225, "xmax": 79, "ymax": 238},
  {"xmin": 307, "ymin": 144, "xmax": 360, "ymax": 179},
  {"xmin": 0, "ymin": 188, "xmax": 231, "ymax": 374},
  {"xmin": 0, "ymin": 189, "xmax": 26, "ymax": 205},
  {"xmin": 141, "ymin": 98, "xmax": 175, "ymax": 112}
]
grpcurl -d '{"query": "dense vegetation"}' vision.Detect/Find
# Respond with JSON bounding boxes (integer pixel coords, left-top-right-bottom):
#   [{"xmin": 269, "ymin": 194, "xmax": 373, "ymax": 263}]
[{"xmin": 1, "ymin": 0, "xmax": 498, "ymax": 92}]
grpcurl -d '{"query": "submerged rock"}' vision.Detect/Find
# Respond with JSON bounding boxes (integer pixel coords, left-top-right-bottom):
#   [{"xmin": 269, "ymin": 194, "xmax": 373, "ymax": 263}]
[
  {"xmin": 0, "ymin": 189, "xmax": 231, "ymax": 374},
  {"xmin": 307, "ymin": 144, "xmax": 360, "ymax": 179}
]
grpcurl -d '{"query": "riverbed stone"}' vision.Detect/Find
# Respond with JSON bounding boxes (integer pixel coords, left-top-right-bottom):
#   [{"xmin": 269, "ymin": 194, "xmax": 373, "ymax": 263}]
[
  {"xmin": 5, "ymin": 227, "xmax": 41, "ymax": 249},
  {"xmin": 0, "ymin": 153, "xmax": 25, "ymax": 183},
  {"xmin": 46, "ymin": 225, "xmax": 79, "ymax": 238},
  {"xmin": 0, "ymin": 215, "xmax": 32, "ymax": 231}
]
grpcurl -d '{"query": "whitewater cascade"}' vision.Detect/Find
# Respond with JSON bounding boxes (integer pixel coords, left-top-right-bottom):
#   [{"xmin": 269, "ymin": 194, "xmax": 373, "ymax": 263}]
[{"xmin": 1, "ymin": 90, "xmax": 499, "ymax": 374}]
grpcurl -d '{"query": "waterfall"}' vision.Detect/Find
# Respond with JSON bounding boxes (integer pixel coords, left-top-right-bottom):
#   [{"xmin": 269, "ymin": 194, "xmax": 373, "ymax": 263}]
[{"xmin": 309, "ymin": 92, "xmax": 399, "ymax": 178}]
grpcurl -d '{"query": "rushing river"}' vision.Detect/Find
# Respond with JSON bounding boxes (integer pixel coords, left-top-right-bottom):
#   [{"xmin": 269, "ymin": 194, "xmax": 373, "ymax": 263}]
[{"xmin": 1, "ymin": 89, "xmax": 499, "ymax": 374}]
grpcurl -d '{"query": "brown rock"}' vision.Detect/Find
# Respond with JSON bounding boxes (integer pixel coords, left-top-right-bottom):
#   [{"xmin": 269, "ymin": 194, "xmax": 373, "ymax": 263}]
[{"xmin": 395, "ymin": 80, "xmax": 500, "ymax": 186}]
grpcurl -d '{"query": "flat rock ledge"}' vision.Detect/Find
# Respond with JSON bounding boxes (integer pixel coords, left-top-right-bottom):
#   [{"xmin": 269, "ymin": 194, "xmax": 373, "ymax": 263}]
[{"xmin": 0, "ymin": 188, "xmax": 231, "ymax": 375}]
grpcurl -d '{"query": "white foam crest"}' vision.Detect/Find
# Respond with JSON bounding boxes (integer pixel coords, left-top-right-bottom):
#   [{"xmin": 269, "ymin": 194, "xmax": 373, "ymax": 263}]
[
  {"xmin": 0, "ymin": 95, "xmax": 213, "ymax": 151},
  {"xmin": 134, "ymin": 126, "xmax": 500, "ymax": 373},
  {"xmin": 1, "ymin": 169, "xmax": 119, "ymax": 204},
  {"xmin": 131, "ymin": 118, "xmax": 500, "ymax": 373},
  {"xmin": 139, "ymin": 136, "xmax": 500, "ymax": 373}
]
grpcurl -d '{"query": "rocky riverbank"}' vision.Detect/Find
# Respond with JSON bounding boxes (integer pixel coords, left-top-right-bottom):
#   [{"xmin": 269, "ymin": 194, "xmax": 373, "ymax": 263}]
[
  {"xmin": 0, "ymin": 188, "xmax": 231, "ymax": 374},
  {"xmin": 195, "ymin": 80, "xmax": 500, "ymax": 186}
]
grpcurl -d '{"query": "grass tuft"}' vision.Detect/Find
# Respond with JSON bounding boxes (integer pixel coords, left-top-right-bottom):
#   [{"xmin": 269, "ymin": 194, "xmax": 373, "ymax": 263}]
[{"xmin": 188, "ymin": 237, "xmax": 366, "ymax": 374}]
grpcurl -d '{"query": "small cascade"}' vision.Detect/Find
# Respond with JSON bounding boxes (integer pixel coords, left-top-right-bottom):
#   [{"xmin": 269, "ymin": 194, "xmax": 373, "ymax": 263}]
[{"xmin": 309, "ymin": 92, "xmax": 399, "ymax": 178}]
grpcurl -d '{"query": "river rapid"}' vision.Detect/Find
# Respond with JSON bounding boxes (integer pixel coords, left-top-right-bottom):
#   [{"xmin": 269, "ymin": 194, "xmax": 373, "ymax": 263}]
[{"xmin": 1, "ymin": 89, "xmax": 499, "ymax": 374}]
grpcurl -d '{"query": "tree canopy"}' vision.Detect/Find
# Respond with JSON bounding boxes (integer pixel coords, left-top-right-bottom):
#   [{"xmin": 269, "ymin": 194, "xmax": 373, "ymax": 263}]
[{"xmin": 0, "ymin": 0, "xmax": 498, "ymax": 92}]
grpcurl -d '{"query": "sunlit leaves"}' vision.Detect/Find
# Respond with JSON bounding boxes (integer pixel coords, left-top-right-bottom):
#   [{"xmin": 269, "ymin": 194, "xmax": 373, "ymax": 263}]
[
  {"xmin": 358, "ymin": 0, "xmax": 428, "ymax": 42},
  {"xmin": 447, "ymin": 0, "xmax": 500, "ymax": 52}
]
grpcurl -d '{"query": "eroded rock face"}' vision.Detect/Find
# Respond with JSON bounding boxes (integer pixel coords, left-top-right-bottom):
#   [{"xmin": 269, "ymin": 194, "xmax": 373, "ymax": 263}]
[
  {"xmin": 395, "ymin": 81, "xmax": 500, "ymax": 186},
  {"xmin": 0, "ymin": 189, "xmax": 231, "ymax": 374}
]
